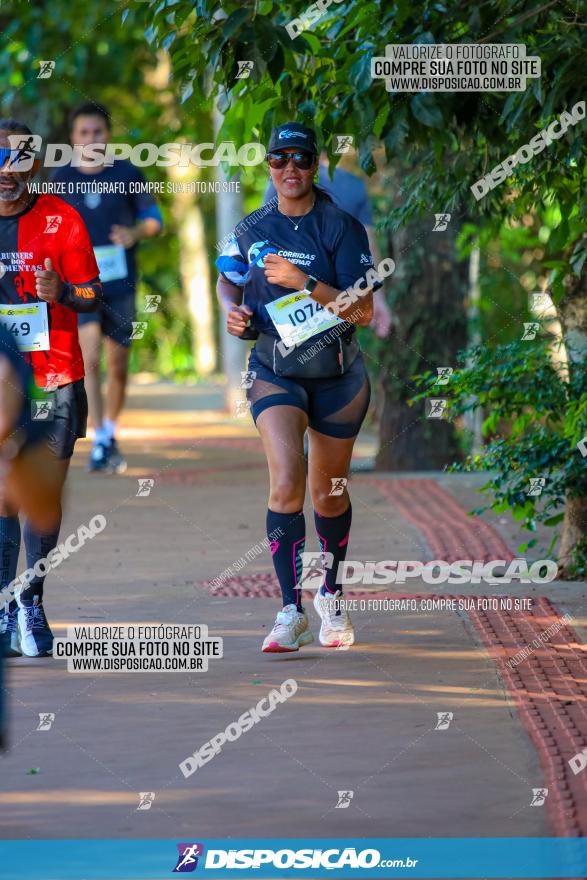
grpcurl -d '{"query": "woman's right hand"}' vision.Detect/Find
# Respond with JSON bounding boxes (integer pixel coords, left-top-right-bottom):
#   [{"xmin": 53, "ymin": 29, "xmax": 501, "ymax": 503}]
[{"xmin": 226, "ymin": 304, "xmax": 253, "ymax": 337}]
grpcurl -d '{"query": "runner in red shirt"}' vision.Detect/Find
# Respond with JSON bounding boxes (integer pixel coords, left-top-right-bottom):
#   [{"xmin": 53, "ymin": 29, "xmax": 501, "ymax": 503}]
[{"xmin": 0, "ymin": 119, "xmax": 101, "ymax": 658}]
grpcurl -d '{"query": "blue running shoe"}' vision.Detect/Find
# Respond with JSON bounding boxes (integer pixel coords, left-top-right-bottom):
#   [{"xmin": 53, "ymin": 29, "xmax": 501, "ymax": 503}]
[
  {"xmin": 0, "ymin": 604, "xmax": 21, "ymax": 657},
  {"xmin": 107, "ymin": 438, "xmax": 127, "ymax": 474},
  {"xmin": 88, "ymin": 441, "xmax": 111, "ymax": 473},
  {"xmin": 17, "ymin": 596, "xmax": 53, "ymax": 657}
]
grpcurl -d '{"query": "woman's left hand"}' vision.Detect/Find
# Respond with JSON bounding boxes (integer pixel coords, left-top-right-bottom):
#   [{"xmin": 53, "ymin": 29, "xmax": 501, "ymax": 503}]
[{"xmin": 263, "ymin": 254, "xmax": 307, "ymax": 289}]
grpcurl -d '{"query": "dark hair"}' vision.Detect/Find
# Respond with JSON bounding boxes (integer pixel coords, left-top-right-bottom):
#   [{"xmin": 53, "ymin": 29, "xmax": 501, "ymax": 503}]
[
  {"xmin": 0, "ymin": 119, "xmax": 32, "ymax": 136},
  {"xmin": 68, "ymin": 102, "xmax": 111, "ymax": 130},
  {"xmin": 312, "ymin": 183, "xmax": 333, "ymax": 203}
]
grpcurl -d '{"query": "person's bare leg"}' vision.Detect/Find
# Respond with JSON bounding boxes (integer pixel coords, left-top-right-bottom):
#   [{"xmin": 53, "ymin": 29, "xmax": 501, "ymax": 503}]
[
  {"xmin": 101, "ymin": 337, "xmax": 130, "ymax": 471},
  {"xmin": 307, "ymin": 427, "xmax": 356, "ymax": 591},
  {"xmin": 0, "ymin": 355, "xmax": 25, "ymax": 642},
  {"xmin": 17, "ymin": 457, "xmax": 69, "ymax": 656},
  {"xmin": 78, "ymin": 322, "xmax": 103, "ymax": 433},
  {"xmin": 307, "ymin": 429, "xmax": 355, "ymax": 517},
  {"xmin": 307, "ymin": 428, "xmax": 358, "ymax": 646},
  {"xmin": 256, "ymin": 406, "xmax": 312, "ymax": 650},
  {"xmin": 256, "ymin": 405, "xmax": 307, "ymax": 513},
  {"xmin": 104, "ymin": 337, "xmax": 130, "ymax": 425},
  {"xmin": 20, "ymin": 457, "xmax": 69, "ymax": 601}
]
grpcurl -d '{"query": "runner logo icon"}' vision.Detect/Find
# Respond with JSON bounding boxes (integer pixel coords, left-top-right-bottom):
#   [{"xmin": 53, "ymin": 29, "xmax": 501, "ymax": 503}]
[
  {"xmin": 173, "ymin": 843, "xmax": 204, "ymax": 872},
  {"xmin": 37, "ymin": 712, "xmax": 55, "ymax": 730},
  {"xmin": 31, "ymin": 400, "xmax": 54, "ymax": 421},
  {"xmin": 44, "ymin": 215, "xmax": 62, "ymax": 233},
  {"xmin": 530, "ymin": 788, "xmax": 548, "ymax": 806},
  {"xmin": 236, "ymin": 61, "xmax": 254, "ymax": 79},
  {"xmin": 6, "ymin": 133, "xmax": 42, "ymax": 171},
  {"xmin": 336, "ymin": 790, "xmax": 354, "ymax": 808},
  {"xmin": 136, "ymin": 792, "xmax": 155, "ymax": 811},
  {"xmin": 300, "ymin": 550, "xmax": 334, "ymax": 591},
  {"xmin": 432, "ymin": 213, "xmax": 451, "ymax": 231},
  {"xmin": 37, "ymin": 60, "xmax": 55, "ymax": 79}
]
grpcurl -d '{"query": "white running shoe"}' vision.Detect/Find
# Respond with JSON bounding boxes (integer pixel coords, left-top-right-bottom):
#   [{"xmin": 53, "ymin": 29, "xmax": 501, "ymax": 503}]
[
  {"xmin": 313, "ymin": 589, "xmax": 355, "ymax": 648},
  {"xmin": 262, "ymin": 604, "xmax": 314, "ymax": 653},
  {"xmin": 17, "ymin": 596, "xmax": 54, "ymax": 657}
]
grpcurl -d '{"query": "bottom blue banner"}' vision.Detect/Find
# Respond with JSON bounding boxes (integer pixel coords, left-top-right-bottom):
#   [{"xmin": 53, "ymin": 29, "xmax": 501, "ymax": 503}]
[{"xmin": 1, "ymin": 838, "xmax": 586, "ymax": 879}]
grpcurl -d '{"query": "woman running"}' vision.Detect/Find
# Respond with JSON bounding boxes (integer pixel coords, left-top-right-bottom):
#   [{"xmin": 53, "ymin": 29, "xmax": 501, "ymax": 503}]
[{"xmin": 216, "ymin": 123, "xmax": 379, "ymax": 653}]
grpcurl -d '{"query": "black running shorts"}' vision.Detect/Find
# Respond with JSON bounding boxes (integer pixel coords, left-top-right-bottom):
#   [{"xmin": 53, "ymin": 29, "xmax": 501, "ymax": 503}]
[
  {"xmin": 43, "ymin": 379, "xmax": 88, "ymax": 460},
  {"xmin": 246, "ymin": 347, "xmax": 371, "ymax": 439}
]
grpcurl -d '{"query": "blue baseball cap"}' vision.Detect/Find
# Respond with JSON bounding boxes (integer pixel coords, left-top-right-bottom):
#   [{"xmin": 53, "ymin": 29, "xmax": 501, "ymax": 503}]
[{"xmin": 267, "ymin": 123, "xmax": 317, "ymax": 154}]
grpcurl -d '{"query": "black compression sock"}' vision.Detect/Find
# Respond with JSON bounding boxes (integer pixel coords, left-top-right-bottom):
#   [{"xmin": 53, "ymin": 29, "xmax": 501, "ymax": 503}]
[
  {"xmin": 21, "ymin": 517, "xmax": 61, "ymax": 602},
  {"xmin": 0, "ymin": 515, "xmax": 21, "ymax": 610},
  {"xmin": 266, "ymin": 509, "xmax": 306, "ymax": 611},
  {"xmin": 314, "ymin": 503, "xmax": 352, "ymax": 595}
]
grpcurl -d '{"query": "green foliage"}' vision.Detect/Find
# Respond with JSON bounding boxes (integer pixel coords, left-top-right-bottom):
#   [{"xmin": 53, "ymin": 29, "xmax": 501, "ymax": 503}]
[
  {"xmin": 129, "ymin": 239, "xmax": 197, "ymax": 380},
  {"xmin": 1, "ymin": 1, "xmax": 585, "ymax": 386},
  {"xmin": 129, "ymin": 282, "xmax": 198, "ymax": 379},
  {"xmin": 145, "ymin": 1, "xmax": 586, "ymax": 264},
  {"xmin": 413, "ymin": 334, "xmax": 587, "ymax": 571},
  {"xmin": 141, "ymin": 0, "xmax": 587, "ymax": 439},
  {"xmin": 0, "ymin": 0, "xmax": 216, "ymax": 378},
  {"xmin": 0, "ymin": 2, "xmax": 157, "ymax": 132}
]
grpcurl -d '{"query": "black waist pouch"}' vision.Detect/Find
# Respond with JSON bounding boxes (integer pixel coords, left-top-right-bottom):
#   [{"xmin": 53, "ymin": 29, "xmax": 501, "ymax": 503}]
[{"xmin": 255, "ymin": 331, "xmax": 360, "ymax": 379}]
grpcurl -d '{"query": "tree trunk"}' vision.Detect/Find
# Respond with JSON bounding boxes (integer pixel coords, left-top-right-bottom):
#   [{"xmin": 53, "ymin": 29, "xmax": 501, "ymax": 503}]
[
  {"xmin": 558, "ymin": 496, "xmax": 587, "ymax": 577},
  {"xmin": 213, "ymin": 105, "xmax": 247, "ymax": 413},
  {"xmin": 464, "ymin": 244, "xmax": 483, "ymax": 456},
  {"xmin": 556, "ymin": 252, "xmax": 587, "ymax": 573},
  {"xmin": 375, "ymin": 218, "xmax": 468, "ymax": 471},
  {"xmin": 149, "ymin": 52, "xmax": 218, "ymax": 376},
  {"xmin": 171, "ymin": 191, "xmax": 216, "ymax": 376},
  {"xmin": 557, "ymin": 248, "xmax": 587, "ymax": 367}
]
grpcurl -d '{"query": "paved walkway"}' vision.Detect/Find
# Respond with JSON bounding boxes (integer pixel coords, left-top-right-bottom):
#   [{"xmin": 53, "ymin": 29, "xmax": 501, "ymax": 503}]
[{"xmin": 1, "ymin": 382, "xmax": 586, "ymax": 845}]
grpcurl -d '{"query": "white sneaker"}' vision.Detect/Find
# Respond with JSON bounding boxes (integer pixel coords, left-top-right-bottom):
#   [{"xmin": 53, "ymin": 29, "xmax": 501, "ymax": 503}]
[
  {"xmin": 17, "ymin": 596, "xmax": 54, "ymax": 657},
  {"xmin": 262, "ymin": 604, "xmax": 314, "ymax": 653},
  {"xmin": 313, "ymin": 590, "xmax": 355, "ymax": 648}
]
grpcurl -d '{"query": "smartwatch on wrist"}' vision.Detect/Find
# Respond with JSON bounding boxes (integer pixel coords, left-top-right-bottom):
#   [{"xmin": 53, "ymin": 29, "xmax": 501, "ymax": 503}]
[{"xmin": 303, "ymin": 274, "xmax": 318, "ymax": 295}]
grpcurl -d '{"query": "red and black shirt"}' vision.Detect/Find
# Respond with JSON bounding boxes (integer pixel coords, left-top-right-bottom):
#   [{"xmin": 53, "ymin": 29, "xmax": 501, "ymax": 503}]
[{"xmin": 0, "ymin": 193, "xmax": 100, "ymax": 388}]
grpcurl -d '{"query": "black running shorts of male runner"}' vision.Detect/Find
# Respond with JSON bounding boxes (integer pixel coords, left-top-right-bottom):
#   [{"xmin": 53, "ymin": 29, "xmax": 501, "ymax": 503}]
[
  {"xmin": 77, "ymin": 289, "xmax": 136, "ymax": 348},
  {"xmin": 246, "ymin": 347, "xmax": 371, "ymax": 439},
  {"xmin": 43, "ymin": 379, "xmax": 88, "ymax": 460}
]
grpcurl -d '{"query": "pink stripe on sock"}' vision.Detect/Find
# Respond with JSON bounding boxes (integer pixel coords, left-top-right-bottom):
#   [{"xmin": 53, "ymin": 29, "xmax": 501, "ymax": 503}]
[
  {"xmin": 292, "ymin": 537, "xmax": 305, "ymax": 606},
  {"xmin": 316, "ymin": 531, "xmax": 331, "ymax": 592}
]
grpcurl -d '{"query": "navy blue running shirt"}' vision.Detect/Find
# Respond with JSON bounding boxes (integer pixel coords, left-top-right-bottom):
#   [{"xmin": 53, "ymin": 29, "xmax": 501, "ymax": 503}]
[
  {"xmin": 216, "ymin": 195, "xmax": 377, "ymax": 339},
  {"xmin": 51, "ymin": 160, "xmax": 162, "ymax": 297}
]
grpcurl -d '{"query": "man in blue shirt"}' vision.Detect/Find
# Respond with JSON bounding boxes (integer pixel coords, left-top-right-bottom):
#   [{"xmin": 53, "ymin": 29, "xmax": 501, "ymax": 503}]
[
  {"xmin": 53, "ymin": 103, "xmax": 163, "ymax": 472},
  {"xmin": 264, "ymin": 151, "xmax": 392, "ymax": 337}
]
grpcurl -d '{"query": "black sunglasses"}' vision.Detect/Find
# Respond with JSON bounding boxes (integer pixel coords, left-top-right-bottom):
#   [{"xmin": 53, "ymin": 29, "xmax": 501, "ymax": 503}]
[{"xmin": 267, "ymin": 151, "xmax": 316, "ymax": 170}]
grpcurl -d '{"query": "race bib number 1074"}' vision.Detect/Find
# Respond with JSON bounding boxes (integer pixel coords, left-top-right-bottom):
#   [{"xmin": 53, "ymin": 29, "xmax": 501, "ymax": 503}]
[{"xmin": 264, "ymin": 291, "xmax": 343, "ymax": 346}]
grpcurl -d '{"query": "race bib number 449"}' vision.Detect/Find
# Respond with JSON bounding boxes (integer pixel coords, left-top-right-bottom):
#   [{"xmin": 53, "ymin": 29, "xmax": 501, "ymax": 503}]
[
  {"xmin": 0, "ymin": 302, "xmax": 50, "ymax": 351},
  {"xmin": 265, "ymin": 291, "xmax": 343, "ymax": 346}
]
